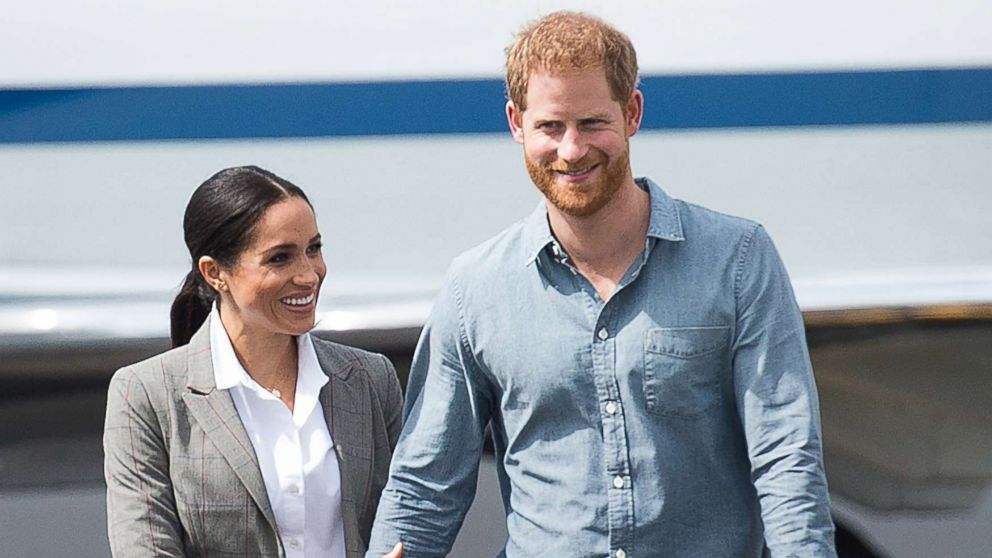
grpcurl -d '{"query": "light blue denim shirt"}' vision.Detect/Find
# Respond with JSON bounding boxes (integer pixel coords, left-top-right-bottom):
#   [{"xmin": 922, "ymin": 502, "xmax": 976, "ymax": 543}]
[{"xmin": 369, "ymin": 179, "xmax": 836, "ymax": 557}]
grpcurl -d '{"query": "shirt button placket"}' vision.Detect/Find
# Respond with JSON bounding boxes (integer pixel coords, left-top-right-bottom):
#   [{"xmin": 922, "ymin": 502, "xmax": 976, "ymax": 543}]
[{"xmin": 595, "ymin": 320, "xmax": 632, "ymax": 555}]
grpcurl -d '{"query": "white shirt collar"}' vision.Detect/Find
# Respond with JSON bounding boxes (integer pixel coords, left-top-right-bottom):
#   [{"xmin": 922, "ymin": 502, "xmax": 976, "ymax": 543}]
[{"xmin": 209, "ymin": 306, "xmax": 328, "ymax": 424}]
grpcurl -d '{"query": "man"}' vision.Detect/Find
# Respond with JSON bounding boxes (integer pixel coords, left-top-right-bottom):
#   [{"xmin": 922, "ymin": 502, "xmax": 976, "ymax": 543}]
[{"xmin": 369, "ymin": 11, "xmax": 836, "ymax": 558}]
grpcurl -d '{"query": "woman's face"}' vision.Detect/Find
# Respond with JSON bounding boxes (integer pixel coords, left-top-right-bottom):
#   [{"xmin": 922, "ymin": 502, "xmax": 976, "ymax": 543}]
[{"xmin": 217, "ymin": 197, "xmax": 326, "ymax": 338}]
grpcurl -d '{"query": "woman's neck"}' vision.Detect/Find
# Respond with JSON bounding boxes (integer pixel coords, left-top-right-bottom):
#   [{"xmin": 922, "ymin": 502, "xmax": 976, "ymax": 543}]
[{"xmin": 218, "ymin": 306, "xmax": 299, "ymax": 397}]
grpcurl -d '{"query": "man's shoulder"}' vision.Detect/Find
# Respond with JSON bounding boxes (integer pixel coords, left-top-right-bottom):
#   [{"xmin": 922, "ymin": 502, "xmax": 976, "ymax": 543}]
[
  {"xmin": 642, "ymin": 178, "xmax": 765, "ymax": 246},
  {"xmin": 669, "ymin": 196, "xmax": 786, "ymax": 277},
  {"xmin": 448, "ymin": 216, "xmax": 532, "ymax": 280},
  {"xmin": 673, "ymin": 197, "xmax": 762, "ymax": 240}
]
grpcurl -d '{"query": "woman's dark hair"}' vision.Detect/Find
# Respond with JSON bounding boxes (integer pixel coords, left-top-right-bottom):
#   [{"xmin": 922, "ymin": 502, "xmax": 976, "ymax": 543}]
[{"xmin": 170, "ymin": 165, "xmax": 313, "ymax": 347}]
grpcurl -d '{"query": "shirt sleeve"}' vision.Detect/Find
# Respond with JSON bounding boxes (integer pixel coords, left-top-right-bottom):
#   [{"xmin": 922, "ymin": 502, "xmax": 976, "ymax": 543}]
[
  {"xmin": 731, "ymin": 224, "xmax": 837, "ymax": 557},
  {"xmin": 367, "ymin": 266, "xmax": 493, "ymax": 558},
  {"xmin": 103, "ymin": 366, "xmax": 187, "ymax": 558}
]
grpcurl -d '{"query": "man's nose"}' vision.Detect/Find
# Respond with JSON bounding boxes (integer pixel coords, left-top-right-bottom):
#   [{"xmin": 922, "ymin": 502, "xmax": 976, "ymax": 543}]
[{"xmin": 557, "ymin": 126, "xmax": 589, "ymax": 163}]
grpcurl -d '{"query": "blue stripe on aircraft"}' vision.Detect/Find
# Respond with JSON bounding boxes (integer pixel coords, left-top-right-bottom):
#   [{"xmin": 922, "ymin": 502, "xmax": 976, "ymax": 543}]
[{"xmin": 1, "ymin": 68, "xmax": 990, "ymax": 143}]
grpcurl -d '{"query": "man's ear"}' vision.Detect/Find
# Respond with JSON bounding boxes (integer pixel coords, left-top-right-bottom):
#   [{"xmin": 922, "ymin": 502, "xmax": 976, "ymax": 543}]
[
  {"xmin": 625, "ymin": 90, "xmax": 644, "ymax": 137},
  {"xmin": 506, "ymin": 101, "xmax": 525, "ymax": 144},
  {"xmin": 197, "ymin": 256, "xmax": 224, "ymax": 293}
]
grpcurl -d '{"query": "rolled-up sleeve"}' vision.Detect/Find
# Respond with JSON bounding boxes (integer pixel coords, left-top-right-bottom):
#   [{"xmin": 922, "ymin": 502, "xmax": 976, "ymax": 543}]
[
  {"xmin": 731, "ymin": 224, "xmax": 837, "ymax": 556},
  {"xmin": 104, "ymin": 367, "xmax": 186, "ymax": 557},
  {"xmin": 367, "ymin": 266, "xmax": 494, "ymax": 557}
]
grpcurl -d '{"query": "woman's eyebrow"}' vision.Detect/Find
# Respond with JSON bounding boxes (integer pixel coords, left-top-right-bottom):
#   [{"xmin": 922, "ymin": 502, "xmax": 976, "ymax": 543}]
[{"xmin": 259, "ymin": 234, "xmax": 321, "ymax": 254}]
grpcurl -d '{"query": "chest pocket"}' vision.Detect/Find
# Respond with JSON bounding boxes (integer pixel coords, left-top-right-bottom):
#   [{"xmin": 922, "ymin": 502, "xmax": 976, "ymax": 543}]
[{"xmin": 643, "ymin": 326, "xmax": 730, "ymax": 418}]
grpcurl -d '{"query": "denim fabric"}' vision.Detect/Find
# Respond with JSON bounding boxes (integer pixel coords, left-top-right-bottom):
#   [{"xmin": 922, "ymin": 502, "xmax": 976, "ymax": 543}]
[{"xmin": 368, "ymin": 179, "xmax": 836, "ymax": 558}]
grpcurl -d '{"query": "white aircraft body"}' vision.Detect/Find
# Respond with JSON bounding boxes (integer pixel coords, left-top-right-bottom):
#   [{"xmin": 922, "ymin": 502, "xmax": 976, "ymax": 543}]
[{"xmin": 1, "ymin": 1, "xmax": 991, "ymax": 556}]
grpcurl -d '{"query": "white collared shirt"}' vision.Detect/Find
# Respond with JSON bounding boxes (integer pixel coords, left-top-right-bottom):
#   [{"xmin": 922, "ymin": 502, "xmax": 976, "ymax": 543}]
[{"xmin": 210, "ymin": 308, "xmax": 346, "ymax": 558}]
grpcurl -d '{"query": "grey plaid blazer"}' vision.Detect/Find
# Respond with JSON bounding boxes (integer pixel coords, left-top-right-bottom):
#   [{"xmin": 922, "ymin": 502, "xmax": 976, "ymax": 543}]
[{"xmin": 103, "ymin": 319, "xmax": 403, "ymax": 557}]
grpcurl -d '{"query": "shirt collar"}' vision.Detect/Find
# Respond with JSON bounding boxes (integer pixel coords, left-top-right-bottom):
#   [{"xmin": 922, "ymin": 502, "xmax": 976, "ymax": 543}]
[
  {"xmin": 522, "ymin": 176, "xmax": 685, "ymax": 266},
  {"xmin": 641, "ymin": 177, "xmax": 685, "ymax": 242},
  {"xmin": 209, "ymin": 306, "xmax": 329, "ymax": 400}
]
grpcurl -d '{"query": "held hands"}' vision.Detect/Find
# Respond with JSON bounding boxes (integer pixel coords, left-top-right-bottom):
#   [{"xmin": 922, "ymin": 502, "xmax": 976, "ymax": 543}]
[{"xmin": 383, "ymin": 542, "xmax": 403, "ymax": 558}]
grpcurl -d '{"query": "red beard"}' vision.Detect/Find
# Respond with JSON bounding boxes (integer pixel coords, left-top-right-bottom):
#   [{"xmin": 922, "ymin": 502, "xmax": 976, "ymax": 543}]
[{"xmin": 525, "ymin": 141, "xmax": 630, "ymax": 218}]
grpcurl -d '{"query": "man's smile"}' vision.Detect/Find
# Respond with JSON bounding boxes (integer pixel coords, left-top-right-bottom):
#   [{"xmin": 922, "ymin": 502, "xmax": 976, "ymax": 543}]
[{"xmin": 551, "ymin": 163, "xmax": 601, "ymax": 183}]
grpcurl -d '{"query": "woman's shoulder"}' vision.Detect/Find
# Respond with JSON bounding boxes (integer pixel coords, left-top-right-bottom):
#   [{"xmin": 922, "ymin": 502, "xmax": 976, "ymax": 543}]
[
  {"xmin": 108, "ymin": 343, "xmax": 194, "ymax": 402},
  {"xmin": 310, "ymin": 336, "xmax": 400, "ymax": 397},
  {"xmin": 311, "ymin": 336, "xmax": 403, "ymax": 422},
  {"xmin": 310, "ymin": 335, "xmax": 393, "ymax": 374}
]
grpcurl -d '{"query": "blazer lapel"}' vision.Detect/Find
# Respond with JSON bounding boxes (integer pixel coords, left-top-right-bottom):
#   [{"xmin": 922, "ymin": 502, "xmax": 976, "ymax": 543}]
[
  {"xmin": 181, "ymin": 321, "xmax": 279, "ymax": 535},
  {"xmin": 317, "ymin": 343, "xmax": 373, "ymax": 554}
]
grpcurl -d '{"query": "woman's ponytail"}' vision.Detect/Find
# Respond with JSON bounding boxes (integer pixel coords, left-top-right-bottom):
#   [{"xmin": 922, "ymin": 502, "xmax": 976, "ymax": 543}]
[{"xmin": 169, "ymin": 269, "xmax": 214, "ymax": 347}]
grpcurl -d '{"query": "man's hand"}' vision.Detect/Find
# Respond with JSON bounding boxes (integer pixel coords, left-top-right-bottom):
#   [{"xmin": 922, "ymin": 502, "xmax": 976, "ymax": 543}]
[{"xmin": 383, "ymin": 542, "xmax": 403, "ymax": 558}]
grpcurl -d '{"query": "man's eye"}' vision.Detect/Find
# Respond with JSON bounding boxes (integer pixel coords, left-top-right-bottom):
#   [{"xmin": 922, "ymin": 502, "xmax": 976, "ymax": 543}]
[
  {"xmin": 306, "ymin": 242, "xmax": 323, "ymax": 255},
  {"xmin": 538, "ymin": 122, "xmax": 561, "ymax": 131}
]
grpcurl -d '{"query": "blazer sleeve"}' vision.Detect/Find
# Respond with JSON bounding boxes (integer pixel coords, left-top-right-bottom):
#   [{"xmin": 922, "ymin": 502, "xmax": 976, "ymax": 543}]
[
  {"xmin": 103, "ymin": 366, "xmax": 187, "ymax": 558},
  {"xmin": 377, "ymin": 353, "xmax": 404, "ymax": 451}
]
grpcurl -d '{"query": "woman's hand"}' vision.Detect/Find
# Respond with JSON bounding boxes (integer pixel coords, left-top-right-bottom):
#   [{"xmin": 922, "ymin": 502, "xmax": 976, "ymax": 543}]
[{"xmin": 383, "ymin": 542, "xmax": 403, "ymax": 558}]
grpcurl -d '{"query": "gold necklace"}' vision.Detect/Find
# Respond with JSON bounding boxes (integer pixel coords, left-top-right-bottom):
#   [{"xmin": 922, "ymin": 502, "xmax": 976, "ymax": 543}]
[{"xmin": 258, "ymin": 377, "xmax": 286, "ymax": 399}]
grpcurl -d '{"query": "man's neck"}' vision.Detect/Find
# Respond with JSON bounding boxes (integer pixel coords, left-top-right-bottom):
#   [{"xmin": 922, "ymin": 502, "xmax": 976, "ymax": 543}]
[{"xmin": 548, "ymin": 178, "xmax": 651, "ymax": 299}]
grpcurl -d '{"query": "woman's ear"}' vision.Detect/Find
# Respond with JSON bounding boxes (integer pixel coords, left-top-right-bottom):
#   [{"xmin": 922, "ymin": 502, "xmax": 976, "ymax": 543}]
[{"xmin": 197, "ymin": 256, "xmax": 226, "ymax": 293}]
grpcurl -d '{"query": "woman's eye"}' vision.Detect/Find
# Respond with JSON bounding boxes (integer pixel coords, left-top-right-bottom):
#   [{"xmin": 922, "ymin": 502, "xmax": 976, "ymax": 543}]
[
  {"xmin": 307, "ymin": 242, "xmax": 323, "ymax": 256},
  {"xmin": 268, "ymin": 253, "xmax": 289, "ymax": 264}
]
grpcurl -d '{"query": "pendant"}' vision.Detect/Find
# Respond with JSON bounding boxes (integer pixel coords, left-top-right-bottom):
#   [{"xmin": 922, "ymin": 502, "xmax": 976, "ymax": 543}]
[{"xmin": 271, "ymin": 388, "xmax": 282, "ymax": 399}]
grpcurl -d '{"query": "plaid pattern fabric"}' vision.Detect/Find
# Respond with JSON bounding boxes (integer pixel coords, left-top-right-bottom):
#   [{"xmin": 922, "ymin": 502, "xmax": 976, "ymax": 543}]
[{"xmin": 104, "ymin": 320, "xmax": 403, "ymax": 557}]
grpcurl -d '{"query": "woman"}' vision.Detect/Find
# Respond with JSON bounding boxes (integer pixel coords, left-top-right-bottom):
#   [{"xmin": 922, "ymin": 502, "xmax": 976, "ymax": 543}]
[{"xmin": 104, "ymin": 166, "xmax": 403, "ymax": 558}]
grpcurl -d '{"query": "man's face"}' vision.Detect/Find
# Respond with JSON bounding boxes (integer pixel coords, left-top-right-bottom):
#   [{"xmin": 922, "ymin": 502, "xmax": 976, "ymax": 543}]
[{"xmin": 507, "ymin": 68, "xmax": 642, "ymax": 218}]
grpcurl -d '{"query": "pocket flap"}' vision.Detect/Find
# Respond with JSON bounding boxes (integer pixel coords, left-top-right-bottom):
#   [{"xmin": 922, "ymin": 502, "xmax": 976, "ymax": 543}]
[{"xmin": 645, "ymin": 326, "xmax": 729, "ymax": 358}]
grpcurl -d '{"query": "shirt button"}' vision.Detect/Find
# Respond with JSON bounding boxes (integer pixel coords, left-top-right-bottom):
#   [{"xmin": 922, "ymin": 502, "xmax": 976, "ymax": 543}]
[
  {"xmin": 597, "ymin": 328, "xmax": 609, "ymax": 341},
  {"xmin": 288, "ymin": 537, "xmax": 301, "ymax": 549},
  {"xmin": 605, "ymin": 401, "xmax": 617, "ymax": 415},
  {"xmin": 616, "ymin": 549, "xmax": 627, "ymax": 558},
  {"xmin": 613, "ymin": 476, "xmax": 624, "ymax": 489},
  {"xmin": 287, "ymin": 485, "xmax": 300, "ymax": 495}
]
